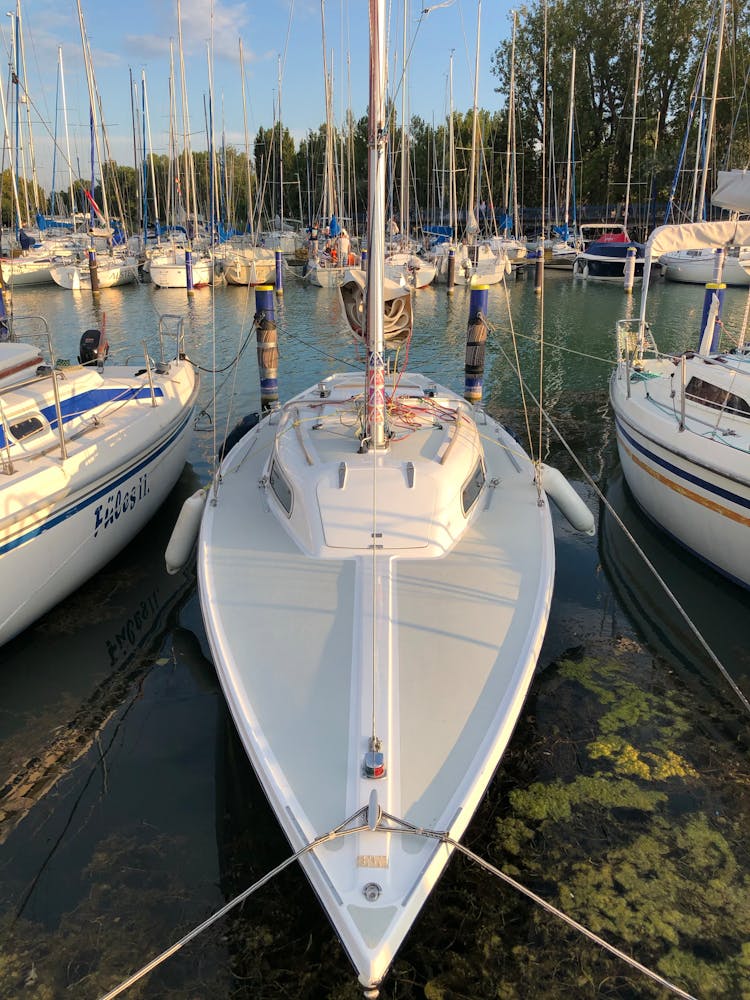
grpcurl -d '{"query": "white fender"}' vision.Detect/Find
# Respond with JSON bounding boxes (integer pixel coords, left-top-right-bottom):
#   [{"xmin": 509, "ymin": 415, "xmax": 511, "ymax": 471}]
[
  {"xmin": 165, "ymin": 488, "xmax": 207, "ymax": 574},
  {"xmin": 582, "ymin": 263, "xmax": 589, "ymax": 278},
  {"xmin": 539, "ymin": 464, "xmax": 595, "ymax": 535}
]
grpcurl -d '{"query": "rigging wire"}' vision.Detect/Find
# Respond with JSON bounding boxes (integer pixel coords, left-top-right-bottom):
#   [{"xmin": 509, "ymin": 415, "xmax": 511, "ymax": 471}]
[
  {"xmin": 97, "ymin": 808, "xmax": 699, "ymax": 1000},
  {"xmin": 492, "ymin": 333, "xmax": 750, "ymax": 719}
]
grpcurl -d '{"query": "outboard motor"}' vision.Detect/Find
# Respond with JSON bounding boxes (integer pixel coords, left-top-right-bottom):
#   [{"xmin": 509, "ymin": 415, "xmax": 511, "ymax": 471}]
[{"xmin": 78, "ymin": 328, "xmax": 109, "ymax": 366}]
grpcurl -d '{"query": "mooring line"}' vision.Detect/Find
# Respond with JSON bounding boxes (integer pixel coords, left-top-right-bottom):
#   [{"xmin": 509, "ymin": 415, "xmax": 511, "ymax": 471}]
[
  {"xmin": 497, "ymin": 341, "xmax": 750, "ymax": 719},
  {"xmin": 98, "ymin": 808, "xmax": 697, "ymax": 1000},
  {"xmin": 446, "ymin": 837, "xmax": 698, "ymax": 1000}
]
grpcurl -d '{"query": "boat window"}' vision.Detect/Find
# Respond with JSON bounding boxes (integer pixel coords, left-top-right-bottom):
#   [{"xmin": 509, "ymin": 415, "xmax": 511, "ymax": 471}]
[
  {"xmin": 269, "ymin": 459, "xmax": 293, "ymax": 516},
  {"xmin": 685, "ymin": 377, "xmax": 750, "ymax": 419},
  {"xmin": 461, "ymin": 459, "xmax": 485, "ymax": 515},
  {"xmin": 9, "ymin": 414, "xmax": 45, "ymax": 441}
]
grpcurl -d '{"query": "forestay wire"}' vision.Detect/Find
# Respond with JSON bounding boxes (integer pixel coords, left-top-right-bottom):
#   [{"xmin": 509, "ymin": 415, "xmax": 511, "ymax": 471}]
[{"xmin": 97, "ymin": 808, "xmax": 697, "ymax": 1000}]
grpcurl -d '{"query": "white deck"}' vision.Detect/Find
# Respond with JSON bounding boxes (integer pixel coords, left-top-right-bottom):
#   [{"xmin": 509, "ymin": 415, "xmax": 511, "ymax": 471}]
[{"xmin": 199, "ymin": 373, "xmax": 555, "ymax": 986}]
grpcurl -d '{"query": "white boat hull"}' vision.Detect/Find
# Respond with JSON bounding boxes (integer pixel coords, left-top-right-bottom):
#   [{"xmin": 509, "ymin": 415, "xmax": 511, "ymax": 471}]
[
  {"xmin": 0, "ymin": 355, "xmax": 198, "ymax": 645},
  {"xmin": 1, "ymin": 258, "xmax": 57, "ymax": 286},
  {"xmin": 432, "ymin": 244, "xmax": 509, "ymax": 285},
  {"xmin": 384, "ymin": 253, "xmax": 436, "ymax": 288},
  {"xmin": 150, "ymin": 256, "xmax": 215, "ymax": 288},
  {"xmin": 49, "ymin": 256, "xmax": 139, "ymax": 289},
  {"xmin": 660, "ymin": 249, "xmax": 750, "ymax": 287},
  {"xmin": 223, "ymin": 258, "xmax": 276, "ymax": 286},
  {"xmin": 198, "ymin": 371, "xmax": 555, "ymax": 989},
  {"xmin": 610, "ymin": 356, "xmax": 750, "ymax": 587},
  {"xmin": 306, "ymin": 261, "xmax": 348, "ymax": 287}
]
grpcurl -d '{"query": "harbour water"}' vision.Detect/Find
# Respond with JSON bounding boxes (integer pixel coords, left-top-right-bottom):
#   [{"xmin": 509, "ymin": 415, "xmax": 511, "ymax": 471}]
[{"xmin": 1, "ymin": 268, "xmax": 749, "ymax": 999}]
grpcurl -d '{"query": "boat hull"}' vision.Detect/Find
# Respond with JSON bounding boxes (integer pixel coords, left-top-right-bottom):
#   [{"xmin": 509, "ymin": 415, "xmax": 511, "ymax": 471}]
[
  {"xmin": 573, "ymin": 242, "xmax": 645, "ymax": 281},
  {"xmin": 610, "ymin": 366, "xmax": 750, "ymax": 588},
  {"xmin": 306, "ymin": 262, "xmax": 348, "ymax": 287},
  {"xmin": 660, "ymin": 249, "xmax": 750, "ymax": 287},
  {"xmin": 198, "ymin": 372, "xmax": 555, "ymax": 989},
  {"xmin": 0, "ymin": 361, "xmax": 198, "ymax": 645},
  {"xmin": 432, "ymin": 245, "xmax": 509, "ymax": 285},
  {"xmin": 49, "ymin": 257, "xmax": 139, "ymax": 289},
  {"xmin": 150, "ymin": 258, "xmax": 215, "ymax": 288}
]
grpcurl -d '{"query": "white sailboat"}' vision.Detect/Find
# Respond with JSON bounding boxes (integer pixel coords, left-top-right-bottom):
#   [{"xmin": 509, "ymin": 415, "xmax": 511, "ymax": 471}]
[
  {"xmin": 185, "ymin": 2, "xmax": 593, "ymax": 993},
  {"xmin": 432, "ymin": 1, "xmax": 509, "ymax": 287},
  {"xmin": 49, "ymin": 252, "xmax": 139, "ymax": 290},
  {"xmin": 383, "ymin": 1, "xmax": 436, "ymax": 290},
  {"xmin": 0, "ymin": 312, "xmax": 198, "ymax": 647},
  {"xmin": 609, "ymin": 200, "xmax": 750, "ymax": 588}
]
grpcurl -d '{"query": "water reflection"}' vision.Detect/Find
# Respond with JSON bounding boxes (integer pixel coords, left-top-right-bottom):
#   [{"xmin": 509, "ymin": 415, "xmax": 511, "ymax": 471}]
[{"xmin": 0, "ymin": 274, "xmax": 748, "ymax": 998}]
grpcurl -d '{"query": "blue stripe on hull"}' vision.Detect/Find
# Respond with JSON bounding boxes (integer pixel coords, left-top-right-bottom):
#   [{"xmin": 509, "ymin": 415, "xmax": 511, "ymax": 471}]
[
  {"xmin": 614, "ymin": 414, "xmax": 750, "ymax": 512},
  {"xmin": 0, "ymin": 405, "xmax": 193, "ymax": 557}
]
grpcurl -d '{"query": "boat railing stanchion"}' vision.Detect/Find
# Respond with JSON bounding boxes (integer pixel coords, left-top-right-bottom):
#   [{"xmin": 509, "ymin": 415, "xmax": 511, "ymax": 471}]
[
  {"xmin": 157, "ymin": 313, "xmax": 185, "ymax": 362},
  {"xmin": 616, "ymin": 320, "xmax": 632, "ymax": 399},
  {"xmin": 44, "ymin": 328, "xmax": 69, "ymax": 460},
  {"xmin": 0, "ymin": 400, "xmax": 14, "ymax": 474},
  {"xmin": 679, "ymin": 354, "xmax": 686, "ymax": 431},
  {"xmin": 142, "ymin": 339, "xmax": 158, "ymax": 406}
]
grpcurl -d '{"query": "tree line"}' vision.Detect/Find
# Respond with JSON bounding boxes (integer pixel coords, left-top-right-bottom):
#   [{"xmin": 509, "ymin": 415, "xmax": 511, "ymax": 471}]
[{"xmin": 3, "ymin": 0, "xmax": 747, "ymax": 241}]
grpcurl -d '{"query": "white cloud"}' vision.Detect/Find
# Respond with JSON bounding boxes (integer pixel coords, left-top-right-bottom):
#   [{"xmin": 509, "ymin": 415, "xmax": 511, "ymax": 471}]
[{"xmin": 123, "ymin": 0, "xmax": 251, "ymax": 65}]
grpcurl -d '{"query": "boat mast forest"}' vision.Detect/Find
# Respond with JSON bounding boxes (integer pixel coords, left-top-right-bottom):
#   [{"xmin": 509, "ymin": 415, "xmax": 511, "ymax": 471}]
[{"xmin": 1, "ymin": 0, "xmax": 746, "ymax": 240}]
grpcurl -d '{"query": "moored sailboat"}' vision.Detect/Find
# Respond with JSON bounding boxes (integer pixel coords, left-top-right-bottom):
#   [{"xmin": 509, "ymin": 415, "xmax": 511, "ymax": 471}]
[
  {"xmin": 0, "ymin": 311, "xmax": 198, "ymax": 647},
  {"xmin": 185, "ymin": 2, "xmax": 593, "ymax": 993},
  {"xmin": 609, "ymin": 209, "xmax": 750, "ymax": 588}
]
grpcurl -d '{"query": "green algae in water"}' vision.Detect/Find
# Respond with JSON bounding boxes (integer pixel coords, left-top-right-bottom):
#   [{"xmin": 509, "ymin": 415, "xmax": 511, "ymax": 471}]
[
  {"xmin": 0, "ymin": 831, "xmax": 231, "ymax": 1000},
  {"xmin": 489, "ymin": 646, "xmax": 750, "ymax": 999}
]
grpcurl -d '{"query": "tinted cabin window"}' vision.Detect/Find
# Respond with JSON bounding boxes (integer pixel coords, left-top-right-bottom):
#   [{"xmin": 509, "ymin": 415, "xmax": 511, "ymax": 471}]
[
  {"xmin": 9, "ymin": 415, "xmax": 45, "ymax": 441},
  {"xmin": 685, "ymin": 377, "xmax": 750, "ymax": 419},
  {"xmin": 462, "ymin": 460, "xmax": 485, "ymax": 515},
  {"xmin": 269, "ymin": 459, "xmax": 293, "ymax": 515}
]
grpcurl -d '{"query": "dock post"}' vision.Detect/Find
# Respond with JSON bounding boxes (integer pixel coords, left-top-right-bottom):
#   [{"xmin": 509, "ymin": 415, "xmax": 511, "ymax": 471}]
[
  {"xmin": 255, "ymin": 284, "xmax": 278, "ymax": 410},
  {"xmin": 88, "ymin": 247, "xmax": 100, "ymax": 295},
  {"xmin": 623, "ymin": 245, "xmax": 637, "ymax": 293},
  {"xmin": 185, "ymin": 248, "xmax": 194, "ymax": 295},
  {"xmin": 465, "ymin": 284, "xmax": 489, "ymax": 404}
]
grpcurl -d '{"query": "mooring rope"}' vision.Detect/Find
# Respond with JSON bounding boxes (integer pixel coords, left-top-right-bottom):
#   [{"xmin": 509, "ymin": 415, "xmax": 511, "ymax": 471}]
[
  {"xmin": 491, "ymin": 335, "xmax": 750, "ymax": 719},
  {"xmin": 446, "ymin": 838, "xmax": 697, "ymax": 1000},
  {"xmin": 97, "ymin": 808, "xmax": 372, "ymax": 1000},
  {"xmin": 98, "ymin": 807, "xmax": 698, "ymax": 1000}
]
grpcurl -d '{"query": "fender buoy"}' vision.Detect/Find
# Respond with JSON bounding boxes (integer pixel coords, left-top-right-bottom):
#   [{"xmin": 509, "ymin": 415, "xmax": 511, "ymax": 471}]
[
  {"xmin": 539, "ymin": 464, "xmax": 595, "ymax": 535},
  {"xmin": 165, "ymin": 488, "xmax": 207, "ymax": 574}
]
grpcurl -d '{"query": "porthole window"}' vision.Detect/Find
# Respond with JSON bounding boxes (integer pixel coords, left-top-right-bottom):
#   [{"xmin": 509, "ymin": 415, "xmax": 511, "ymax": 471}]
[
  {"xmin": 9, "ymin": 414, "xmax": 45, "ymax": 441},
  {"xmin": 269, "ymin": 459, "xmax": 293, "ymax": 516},
  {"xmin": 685, "ymin": 377, "xmax": 750, "ymax": 418},
  {"xmin": 461, "ymin": 459, "xmax": 485, "ymax": 515}
]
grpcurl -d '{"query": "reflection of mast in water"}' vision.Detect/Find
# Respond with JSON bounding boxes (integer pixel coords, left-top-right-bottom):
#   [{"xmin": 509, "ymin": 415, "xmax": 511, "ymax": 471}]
[
  {"xmin": 599, "ymin": 468, "xmax": 750, "ymax": 711},
  {"xmin": 214, "ymin": 702, "xmax": 337, "ymax": 990},
  {"xmin": 0, "ymin": 466, "xmax": 201, "ymax": 848}
]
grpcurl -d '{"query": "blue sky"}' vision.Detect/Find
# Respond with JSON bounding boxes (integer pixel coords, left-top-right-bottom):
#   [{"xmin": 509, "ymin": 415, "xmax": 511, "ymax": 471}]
[{"xmin": 4, "ymin": 0, "xmax": 516, "ymax": 191}]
